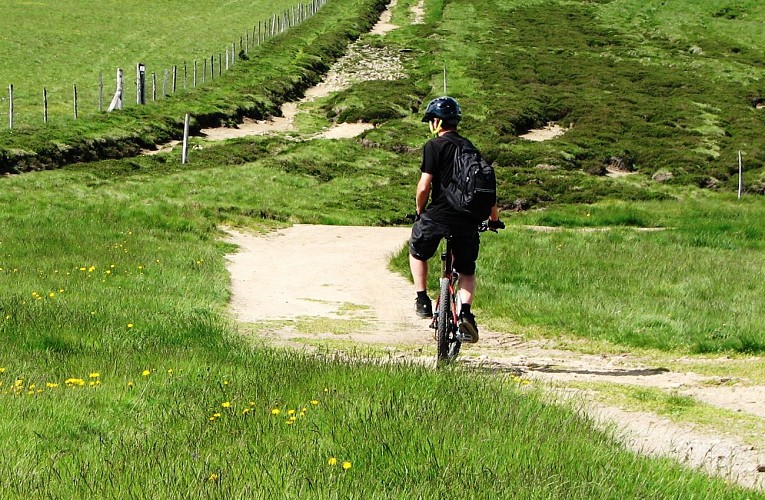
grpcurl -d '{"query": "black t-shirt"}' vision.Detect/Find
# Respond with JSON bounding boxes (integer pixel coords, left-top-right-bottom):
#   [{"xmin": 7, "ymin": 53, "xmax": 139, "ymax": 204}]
[{"xmin": 421, "ymin": 132, "xmax": 475, "ymax": 227}]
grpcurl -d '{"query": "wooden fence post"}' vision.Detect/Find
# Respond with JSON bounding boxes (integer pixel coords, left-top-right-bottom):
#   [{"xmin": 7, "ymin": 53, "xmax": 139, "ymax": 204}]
[
  {"xmin": 182, "ymin": 113, "xmax": 190, "ymax": 164},
  {"xmin": 137, "ymin": 63, "xmax": 146, "ymax": 105},
  {"xmin": 107, "ymin": 67, "xmax": 124, "ymax": 111},
  {"xmin": 738, "ymin": 151, "xmax": 744, "ymax": 199},
  {"xmin": 8, "ymin": 84, "xmax": 13, "ymax": 129}
]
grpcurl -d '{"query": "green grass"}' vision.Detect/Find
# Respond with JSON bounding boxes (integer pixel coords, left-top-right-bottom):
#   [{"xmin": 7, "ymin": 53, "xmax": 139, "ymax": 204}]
[
  {"xmin": 0, "ymin": 0, "xmax": 299, "ymax": 125},
  {"xmin": 1, "ymin": 0, "xmax": 765, "ymax": 496},
  {"xmin": 0, "ymin": 140, "xmax": 757, "ymax": 496},
  {"xmin": 456, "ymin": 195, "xmax": 765, "ymax": 354}
]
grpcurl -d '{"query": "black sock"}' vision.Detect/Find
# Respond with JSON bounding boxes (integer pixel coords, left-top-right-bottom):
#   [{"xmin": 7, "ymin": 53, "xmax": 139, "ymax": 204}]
[
  {"xmin": 416, "ymin": 291, "xmax": 429, "ymax": 303},
  {"xmin": 460, "ymin": 304, "xmax": 472, "ymax": 316}
]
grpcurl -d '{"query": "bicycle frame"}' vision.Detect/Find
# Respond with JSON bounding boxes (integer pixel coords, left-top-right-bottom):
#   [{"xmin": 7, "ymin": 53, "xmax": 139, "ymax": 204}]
[{"xmin": 430, "ymin": 235, "xmax": 462, "ymax": 361}]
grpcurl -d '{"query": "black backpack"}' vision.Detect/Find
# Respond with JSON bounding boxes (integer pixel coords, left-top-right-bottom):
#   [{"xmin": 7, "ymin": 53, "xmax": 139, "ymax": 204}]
[{"xmin": 442, "ymin": 134, "xmax": 497, "ymax": 221}]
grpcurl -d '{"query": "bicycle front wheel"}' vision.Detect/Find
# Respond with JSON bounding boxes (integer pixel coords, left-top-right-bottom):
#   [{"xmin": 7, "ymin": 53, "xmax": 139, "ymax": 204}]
[{"xmin": 437, "ymin": 277, "xmax": 451, "ymax": 361}]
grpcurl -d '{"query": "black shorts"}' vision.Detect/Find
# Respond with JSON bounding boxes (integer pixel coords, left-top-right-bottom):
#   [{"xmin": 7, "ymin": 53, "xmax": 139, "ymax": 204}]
[{"xmin": 409, "ymin": 216, "xmax": 480, "ymax": 275}]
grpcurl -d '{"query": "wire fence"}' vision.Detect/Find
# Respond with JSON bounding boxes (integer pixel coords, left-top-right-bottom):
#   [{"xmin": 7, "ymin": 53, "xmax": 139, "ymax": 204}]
[{"xmin": 0, "ymin": 0, "xmax": 327, "ymax": 131}]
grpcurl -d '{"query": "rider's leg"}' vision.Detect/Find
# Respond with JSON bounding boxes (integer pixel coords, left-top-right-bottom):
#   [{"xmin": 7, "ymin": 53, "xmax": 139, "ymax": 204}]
[
  {"xmin": 457, "ymin": 273, "xmax": 475, "ymax": 306},
  {"xmin": 409, "ymin": 254, "xmax": 429, "ymax": 292}
]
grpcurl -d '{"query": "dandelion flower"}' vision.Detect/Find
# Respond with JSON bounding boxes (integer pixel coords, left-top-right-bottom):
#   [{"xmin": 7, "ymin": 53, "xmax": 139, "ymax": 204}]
[
  {"xmin": 328, "ymin": 457, "xmax": 338, "ymax": 466},
  {"xmin": 342, "ymin": 461, "xmax": 352, "ymax": 471}
]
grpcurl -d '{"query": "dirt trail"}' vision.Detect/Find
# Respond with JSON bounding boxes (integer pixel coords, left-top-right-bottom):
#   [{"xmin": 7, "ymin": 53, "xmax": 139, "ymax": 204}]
[
  {"xmin": 225, "ymin": 224, "xmax": 765, "ymax": 490},
  {"xmin": 198, "ymin": 0, "xmax": 404, "ymax": 142}
]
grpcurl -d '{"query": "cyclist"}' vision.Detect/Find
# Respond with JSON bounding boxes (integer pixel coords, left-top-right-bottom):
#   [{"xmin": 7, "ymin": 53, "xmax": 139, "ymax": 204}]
[{"xmin": 409, "ymin": 96, "xmax": 501, "ymax": 343}]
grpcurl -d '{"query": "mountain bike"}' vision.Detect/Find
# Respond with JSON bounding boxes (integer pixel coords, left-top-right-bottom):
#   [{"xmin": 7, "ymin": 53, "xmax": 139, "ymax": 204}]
[{"xmin": 431, "ymin": 219, "xmax": 504, "ymax": 363}]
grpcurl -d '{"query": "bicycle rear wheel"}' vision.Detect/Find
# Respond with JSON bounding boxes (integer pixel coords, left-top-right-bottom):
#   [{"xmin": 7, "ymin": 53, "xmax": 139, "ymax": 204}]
[{"xmin": 437, "ymin": 278, "xmax": 450, "ymax": 361}]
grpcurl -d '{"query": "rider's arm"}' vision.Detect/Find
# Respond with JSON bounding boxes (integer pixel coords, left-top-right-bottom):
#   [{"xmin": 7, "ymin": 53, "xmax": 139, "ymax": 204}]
[
  {"xmin": 489, "ymin": 205, "xmax": 500, "ymax": 221},
  {"xmin": 415, "ymin": 172, "xmax": 433, "ymax": 215}
]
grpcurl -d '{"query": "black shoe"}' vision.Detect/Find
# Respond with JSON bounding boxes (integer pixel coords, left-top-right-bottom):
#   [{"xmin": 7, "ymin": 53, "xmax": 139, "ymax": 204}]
[
  {"xmin": 415, "ymin": 297, "xmax": 433, "ymax": 318},
  {"xmin": 458, "ymin": 312, "xmax": 479, "ymax": 343}
]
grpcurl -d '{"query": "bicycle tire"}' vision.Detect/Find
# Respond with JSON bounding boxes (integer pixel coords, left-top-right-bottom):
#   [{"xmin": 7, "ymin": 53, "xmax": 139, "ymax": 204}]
[{"xmin": 437, "ymin": 277, "xmax": 450, "ymax": 361}]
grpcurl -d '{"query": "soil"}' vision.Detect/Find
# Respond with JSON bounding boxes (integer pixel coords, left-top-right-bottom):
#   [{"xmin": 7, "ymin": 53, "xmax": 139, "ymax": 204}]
[
  {"xmin": 519, "ymin": 122, "xmax": 568, "ymax": 142},
  {"xmin": 224, "ymin": 225, "xmax": 765, "ymax": 491}
]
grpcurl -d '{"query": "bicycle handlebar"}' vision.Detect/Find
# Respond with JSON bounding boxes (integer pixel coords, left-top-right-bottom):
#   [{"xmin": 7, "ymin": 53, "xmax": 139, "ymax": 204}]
[
  {"xmin": 406, "ymin": 214, "xmax": 505, "ymax": 233},
  {"xmin": 479, "ymin": 219, "xmax": 505, "ymax": 233}
]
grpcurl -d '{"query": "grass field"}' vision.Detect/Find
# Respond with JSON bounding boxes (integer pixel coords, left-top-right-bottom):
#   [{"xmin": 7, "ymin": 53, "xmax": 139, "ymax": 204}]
[
  {"xmin": 1, "ymin": 0, "xmax": 765, "ymax": 496},
  {"xmin": 0, "ymin": 0, "xmax": 299, "ymax": 126}
]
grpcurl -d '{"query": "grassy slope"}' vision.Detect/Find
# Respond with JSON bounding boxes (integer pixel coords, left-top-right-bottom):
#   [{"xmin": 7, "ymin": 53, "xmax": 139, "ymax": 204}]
[
  {"xmin": 0, "ymin": 0, "xmax": 388, "ymax": 174},
  {"xmin": 0, "ymin": 0, "xmax": 297, "ymax": 124}
]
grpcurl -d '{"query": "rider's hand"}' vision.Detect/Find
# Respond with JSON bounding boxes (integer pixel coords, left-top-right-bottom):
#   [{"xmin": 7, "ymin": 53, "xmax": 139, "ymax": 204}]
[
  {"xmin": 488, "ymin": 219, "xmax": 505, "ymax": 231},
  {"xmin": 428, "ymin": 118, "xmax": 443, "ymax": 137}
]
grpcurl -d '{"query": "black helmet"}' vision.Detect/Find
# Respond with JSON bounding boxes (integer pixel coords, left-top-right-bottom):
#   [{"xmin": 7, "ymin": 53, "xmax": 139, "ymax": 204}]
[{"xmin": 421, "ymin": 96, "xmax": 462, "ymax": 126}]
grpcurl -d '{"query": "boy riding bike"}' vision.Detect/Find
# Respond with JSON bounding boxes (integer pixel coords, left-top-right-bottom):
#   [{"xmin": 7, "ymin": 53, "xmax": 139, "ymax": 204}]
[{"xmin": 409, "ymin": 96, "xmax": 503, "ymax": 343}]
